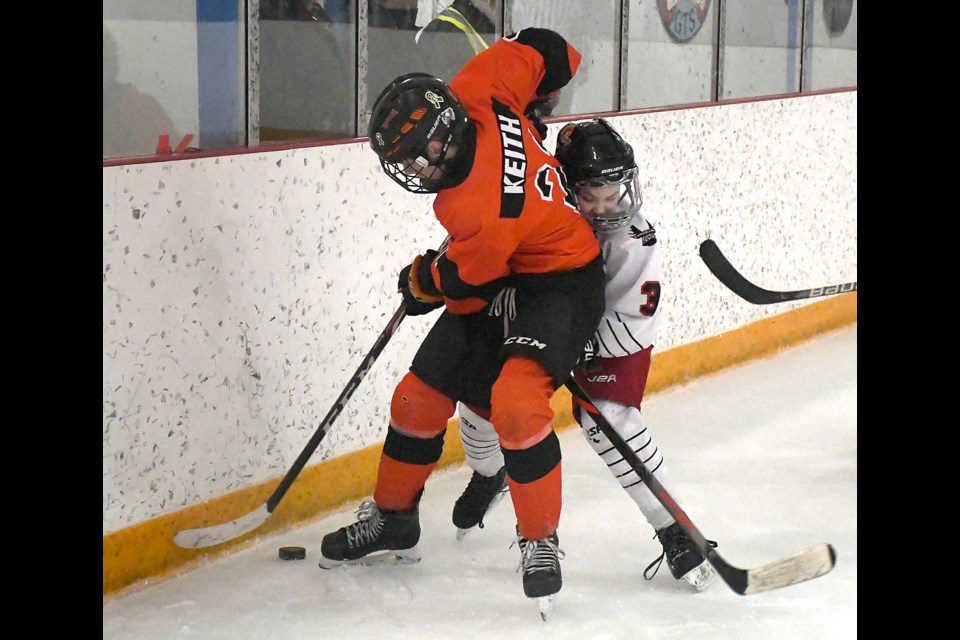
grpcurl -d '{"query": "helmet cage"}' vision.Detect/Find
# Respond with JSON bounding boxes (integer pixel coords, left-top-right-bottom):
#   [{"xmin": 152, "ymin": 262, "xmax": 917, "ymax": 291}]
[
  {"xmin": 378, "ymin": 132, "xmax": 456, "ymax": 194},
  {"xmin": 570, "ymin": 168, "xmax": 643, "ymax": 232},
  {"xmin": 555, "ymin": 118, "xmax": 643, "ymax": 232}
]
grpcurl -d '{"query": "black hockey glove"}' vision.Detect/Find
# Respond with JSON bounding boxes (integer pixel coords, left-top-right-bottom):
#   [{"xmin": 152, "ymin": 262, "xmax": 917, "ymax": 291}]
[
  {"xmin": 398, "ymin": 249, "xmax": 444, "ymax": 316},
  {"xmin": 525, "ymin": 103, "xmax": 549, "ymax": 140},
  {"xmin": 526, "ymin": 110, "xmax": 548, "ymax": 140},
  {"xmin": 525, "ymin": 93, "xmax": 559, "ymax": 140}
]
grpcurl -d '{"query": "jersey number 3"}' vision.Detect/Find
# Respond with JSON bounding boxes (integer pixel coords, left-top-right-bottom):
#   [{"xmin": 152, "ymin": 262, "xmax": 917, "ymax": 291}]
[{"xmin": 640, "ymin": 281, "xmax": 661, "ymax": 316}]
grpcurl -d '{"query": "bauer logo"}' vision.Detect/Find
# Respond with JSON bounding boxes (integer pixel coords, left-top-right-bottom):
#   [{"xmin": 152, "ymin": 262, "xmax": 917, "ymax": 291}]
[
  {"xmin": 629, "ymin": 224, "xmax": 657, "ymax": 246},
  {"xmin": 657, "ymin": 0, "xmax": 711, "ymax": 43},
  {"xmin": 809, "ymin": 282, "xmax": 857, "ymax": 297},
  {"xmin": 586, "ymin": 374, "xmax": 617, "ymax": 383}
]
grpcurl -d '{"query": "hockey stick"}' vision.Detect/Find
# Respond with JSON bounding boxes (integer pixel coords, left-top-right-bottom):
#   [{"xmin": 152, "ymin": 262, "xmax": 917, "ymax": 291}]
[
  {"xmin": 173, "ymin": 302, "xmax": 409, "ymax": 548},
  {"xmin": 174, "ymin": 237, "xmax": 451, "ymax": 548},
  {"xmin": 699, "ymin": 239, "xmax": 857, "ymax": 305},
  {"xmin": 564, "ymin": 378, "xmax": 836, "ymax": 595}
]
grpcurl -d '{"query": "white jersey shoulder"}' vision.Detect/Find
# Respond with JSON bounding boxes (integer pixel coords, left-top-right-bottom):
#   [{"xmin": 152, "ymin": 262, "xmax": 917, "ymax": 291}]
[{"xmin": 594, "ymin": 213, "xmax": 663, "ymax": 358}]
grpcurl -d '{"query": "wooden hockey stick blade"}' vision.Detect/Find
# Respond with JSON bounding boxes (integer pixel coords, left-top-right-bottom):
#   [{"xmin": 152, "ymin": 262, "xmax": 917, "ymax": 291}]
[
  {"xmin": 699, "ymin": 239, "xmax": 857, "ymax": 304},
  {"xmin": 708, "ymin": 543, "xmax": 837, "ymax": 595},
  {"xmin": 173, "ymin": 505, "xmax": 271, "ymax": 549},
  {"xmin": 566, "ymin": 378, "xmax": 837, "ymax": 596},
  {"xmin": 171, "ymin": 237, "xmax": 451, "ymax": 550}
]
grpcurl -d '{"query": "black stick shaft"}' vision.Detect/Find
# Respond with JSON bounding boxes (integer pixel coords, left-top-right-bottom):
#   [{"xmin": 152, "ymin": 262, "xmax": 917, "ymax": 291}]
[
  {"xmin": 565, "ymin": 377, "xmax": 836, "ymax": 595},
  {"xmin": 264, "ymin": 235, "xmax": 451, "ymax": 512},
  {"xmin": 563, "ymin": 378, "xmax": 745, "ymax": 590},
  {"xmin": 265, "ymin": 303, "xmax": 407, "ymax": 512},
  {"xmin": 699, "ymin": 239, "xmax": 857, "ymax": 304}
]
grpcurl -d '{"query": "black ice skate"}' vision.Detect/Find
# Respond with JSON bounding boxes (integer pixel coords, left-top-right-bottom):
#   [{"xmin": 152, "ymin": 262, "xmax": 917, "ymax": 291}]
[
  {"xmin": 453, "ymin": 467, "xmax": 509, "ymax": 540},
  {"xmin": 513, "ymin": 529, "xmax": 565, "ymax": 620},
  {"xmin": 318, "ymin": 500, "xmax": 421, "ymax": 569},
  {"xmin": 643, "ymin": 522, "xmax": 717, "ymax": 591}
]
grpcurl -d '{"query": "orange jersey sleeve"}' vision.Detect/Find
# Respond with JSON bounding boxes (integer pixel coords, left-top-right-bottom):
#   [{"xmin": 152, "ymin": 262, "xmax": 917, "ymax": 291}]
[{"xmin": 432, "ymin": 29, "xmax": 599, "ymax": 314}]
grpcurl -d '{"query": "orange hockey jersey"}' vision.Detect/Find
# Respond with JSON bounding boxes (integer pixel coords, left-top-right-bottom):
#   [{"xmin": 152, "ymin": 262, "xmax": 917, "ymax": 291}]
[{"xmin": 429, "ymin": 28, "xmax": 601, "ymax": 315}]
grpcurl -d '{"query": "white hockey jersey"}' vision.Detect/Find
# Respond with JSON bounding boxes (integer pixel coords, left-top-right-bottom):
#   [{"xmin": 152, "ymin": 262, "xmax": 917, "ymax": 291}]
[{"xmin": 593, "ymin": 212, "xmax": 662, "ymax": 357}]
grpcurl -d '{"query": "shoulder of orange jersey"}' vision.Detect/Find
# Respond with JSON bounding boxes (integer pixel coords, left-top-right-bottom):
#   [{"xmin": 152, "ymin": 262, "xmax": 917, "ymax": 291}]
[{"xmin": 449, "ymin": 27, "xmax": 581, "ymax": 116}]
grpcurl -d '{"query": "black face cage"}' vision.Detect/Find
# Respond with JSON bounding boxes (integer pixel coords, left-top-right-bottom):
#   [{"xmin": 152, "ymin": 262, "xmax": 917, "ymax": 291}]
[{"xmin": 378, "ymin": 134, "xmax": 454, "ymax": 194}]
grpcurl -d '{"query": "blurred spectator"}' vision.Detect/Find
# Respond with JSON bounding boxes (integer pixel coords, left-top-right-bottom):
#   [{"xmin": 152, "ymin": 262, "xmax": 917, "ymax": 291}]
[
  {"xmin": 323, "ymin": 0, "xmax": 356, "ymax": 23},
  {"xmin": 103, "ymin": 25, "xmax": 180, "ymax": 159},
  {"xmin": 259, "ymin": 1, "xmax": 354, "ymax": 142},
  {"xmin": 261, "ymin": 0, "xmax": 332, "ymax": 21},
  {"xmin": 412, "ymin": 0, "xmax": 498, "ymax": 82},
  {"xmin": 369, "ymin": 0, "xmax": 419, "ymax": 29}
]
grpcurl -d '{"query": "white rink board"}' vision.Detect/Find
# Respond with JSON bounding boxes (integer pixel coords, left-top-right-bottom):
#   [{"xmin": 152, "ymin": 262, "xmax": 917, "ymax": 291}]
[{"xmin": 102, "ymin": 91, "xmax": 857, "ymax": 534}]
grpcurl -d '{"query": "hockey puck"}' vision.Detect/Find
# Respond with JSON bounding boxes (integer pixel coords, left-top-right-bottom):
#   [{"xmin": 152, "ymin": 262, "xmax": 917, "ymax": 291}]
[{"xmin": 278, "ymin": 546, "xmax": 306, "ymax": 561}]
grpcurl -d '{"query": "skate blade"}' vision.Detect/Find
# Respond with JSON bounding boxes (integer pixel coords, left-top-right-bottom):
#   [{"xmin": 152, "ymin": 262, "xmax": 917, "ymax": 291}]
[
  {"xmin": 456, "ymin": 527, "xmax": 472, "ymax": 541},
  {"xmin": 682, "ymin": 562, "xmax": 718, "ymax": 592},
  {"xmin": 318, "ymin": 547, "xmax": 421, "ymax": 570},
  {"xmin": 536, "ymin": 595, "xmax": 554, "ymax": 621}
]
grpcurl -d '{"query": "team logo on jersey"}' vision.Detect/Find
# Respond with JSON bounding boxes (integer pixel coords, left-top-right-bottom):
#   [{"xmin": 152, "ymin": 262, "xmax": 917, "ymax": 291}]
[
  {"xmin": 629, "ymin": 224, "xmax": 657, "ymax": 246},
  {"xmin": 657, "ymin": 0, "xmax": 711, "ymax": 43}
]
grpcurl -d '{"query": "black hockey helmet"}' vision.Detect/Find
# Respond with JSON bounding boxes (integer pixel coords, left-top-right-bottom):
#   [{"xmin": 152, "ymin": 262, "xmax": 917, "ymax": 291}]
[
  {"xmin": 555, "ymin": 118, "xmax": 643, "ymax": 231},
  {"xmin": 368, "ymin": 72, "xmax": 474, "ymax": 193}
]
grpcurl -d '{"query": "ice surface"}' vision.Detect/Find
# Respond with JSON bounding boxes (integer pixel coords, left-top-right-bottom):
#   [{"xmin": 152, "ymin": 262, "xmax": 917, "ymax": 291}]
[{"xmin": 103, "ymin": 324, "xmax": 857, "ymax": 640}]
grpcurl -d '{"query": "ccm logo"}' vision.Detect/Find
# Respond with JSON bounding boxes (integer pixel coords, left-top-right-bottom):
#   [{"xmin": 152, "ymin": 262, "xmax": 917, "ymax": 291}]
[
  {"xmin": 587, "ymin": 374, "xmax": 617, "ymax": 383},
  {"xmin": 504, "ymin": 336, "xmax": 547, "ymax": 349}
]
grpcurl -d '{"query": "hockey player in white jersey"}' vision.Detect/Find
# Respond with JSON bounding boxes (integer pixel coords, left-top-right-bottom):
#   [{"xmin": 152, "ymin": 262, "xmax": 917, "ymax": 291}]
[{"xmin": 451, "ymin": 118, "xmax": 717, "ymax": 592}]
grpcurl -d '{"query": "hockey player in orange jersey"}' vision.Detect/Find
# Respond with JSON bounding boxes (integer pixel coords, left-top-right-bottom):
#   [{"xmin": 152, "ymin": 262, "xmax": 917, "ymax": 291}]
[{"xmin": 318, "ymin": 28, "xmax": 604, "ymax": 616}]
